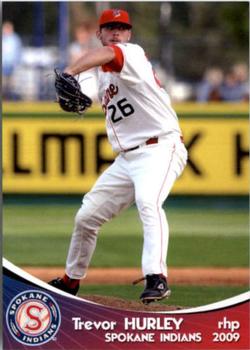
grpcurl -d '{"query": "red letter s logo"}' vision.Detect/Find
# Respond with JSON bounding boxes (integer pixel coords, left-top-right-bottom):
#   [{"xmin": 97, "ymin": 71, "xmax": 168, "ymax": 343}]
[{"xmin": 25, "ymin": 305, "xmax": 43, "ymax": 331}]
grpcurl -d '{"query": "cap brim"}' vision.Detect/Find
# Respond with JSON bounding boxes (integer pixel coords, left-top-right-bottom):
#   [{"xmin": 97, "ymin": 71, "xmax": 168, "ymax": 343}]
[{"xmin": 100, "ymin": 22, "xmax": 132, "ymax": 29}]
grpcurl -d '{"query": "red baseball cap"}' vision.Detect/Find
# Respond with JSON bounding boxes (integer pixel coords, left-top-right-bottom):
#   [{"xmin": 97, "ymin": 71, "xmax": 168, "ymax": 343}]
[{"xmin": 99, "ymin": 9, "xmax": 132, "ymax": 28}]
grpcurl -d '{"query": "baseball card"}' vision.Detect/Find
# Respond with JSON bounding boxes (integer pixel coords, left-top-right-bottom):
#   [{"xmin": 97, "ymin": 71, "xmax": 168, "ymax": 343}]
[{"xmin": 2, "ymin": 1, "xmax": 249, "ymax": 350}]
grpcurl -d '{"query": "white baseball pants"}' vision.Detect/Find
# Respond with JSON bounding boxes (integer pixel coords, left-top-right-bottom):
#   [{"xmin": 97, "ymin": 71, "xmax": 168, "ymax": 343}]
[{"xmin": 66, "ymin": 133, "xmax": 188, "ymax": 279}]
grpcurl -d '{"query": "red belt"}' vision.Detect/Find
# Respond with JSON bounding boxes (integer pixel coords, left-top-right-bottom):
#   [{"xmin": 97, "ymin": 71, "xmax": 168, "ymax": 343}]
[
  {"xmin": 124, "ymin": 137, "xmax": 158, "ymax": 153},
  {"xmin": 123, "ymin": 135, "xmax": 184, "ymax": 153}
]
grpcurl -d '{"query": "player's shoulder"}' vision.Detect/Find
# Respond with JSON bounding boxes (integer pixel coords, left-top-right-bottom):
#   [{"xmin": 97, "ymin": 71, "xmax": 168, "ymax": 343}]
[{"xmin": 117, "ymin": 42, "xmax": 145, "ymax": 55}]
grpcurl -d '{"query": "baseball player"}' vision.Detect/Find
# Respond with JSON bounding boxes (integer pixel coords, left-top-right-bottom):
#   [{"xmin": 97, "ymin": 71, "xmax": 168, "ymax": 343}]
[{"xmin": 49, "ymin": 9, "xmax": 188, "ymax": 304}]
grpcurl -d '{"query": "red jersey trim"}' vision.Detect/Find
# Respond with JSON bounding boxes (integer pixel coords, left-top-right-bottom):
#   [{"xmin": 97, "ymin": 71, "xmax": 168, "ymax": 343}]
[{"xmin": 102, "ymin": 45, "xmax": 124, "ymax": 72}]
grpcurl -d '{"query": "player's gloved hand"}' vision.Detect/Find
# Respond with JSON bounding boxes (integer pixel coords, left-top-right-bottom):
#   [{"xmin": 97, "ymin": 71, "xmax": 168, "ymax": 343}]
[{"xmin": 54, "ymin": 68, "xmax": 92, "ymax": 115}]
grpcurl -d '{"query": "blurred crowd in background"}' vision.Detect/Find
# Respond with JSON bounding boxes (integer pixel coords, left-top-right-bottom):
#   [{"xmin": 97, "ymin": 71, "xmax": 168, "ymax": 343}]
[
  {"xmin": 197, "ymin": 64, "xmax": 248, "ymax": 102},
  {"xmin": 2, "ymin": 2, "xmax": 249, "ymax": 103}
]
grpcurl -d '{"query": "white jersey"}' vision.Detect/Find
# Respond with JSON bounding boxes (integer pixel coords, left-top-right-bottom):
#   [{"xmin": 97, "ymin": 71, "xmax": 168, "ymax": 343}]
[{"xmin": 98, "ymin": 43, "xmax": 182, "ymax": 152}]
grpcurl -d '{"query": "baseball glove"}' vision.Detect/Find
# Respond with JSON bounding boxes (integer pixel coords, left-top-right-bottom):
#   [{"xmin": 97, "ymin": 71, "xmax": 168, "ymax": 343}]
[{"xmin": 54, "ymin": 68, "xmax": 92, "ymax": 114}]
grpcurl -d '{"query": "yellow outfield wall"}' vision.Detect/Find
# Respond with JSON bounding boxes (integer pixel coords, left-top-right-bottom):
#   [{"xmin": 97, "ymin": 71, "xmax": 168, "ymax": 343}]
[
  {"xmin": 2, "ymin": 101, "xmax": 249, "ymax": 114},
  {"xmin": 2, "ymin": 102, "xmax": 249, "ymax": 195}
]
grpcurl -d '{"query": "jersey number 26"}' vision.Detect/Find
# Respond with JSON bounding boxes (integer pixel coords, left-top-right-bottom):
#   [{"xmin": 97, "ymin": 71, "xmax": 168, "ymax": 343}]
[{"xmin": 108, "ymin": 98, "xmax": 135, "ymax": 123}]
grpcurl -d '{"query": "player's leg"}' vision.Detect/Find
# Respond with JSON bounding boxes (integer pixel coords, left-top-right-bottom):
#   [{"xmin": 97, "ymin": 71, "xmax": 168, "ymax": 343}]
[
  {"xmin": 67, "ymin": 153, "xmax": 134, "ymax": 279},
  {"xmin": 131, "ymin": 136, "xmax": 187, "ymax": 302},
  {"xmin": 49, "ymin": 155, "xmax": 134, "ymax": 294},
  {"xmin": 66, "ymin": 160, "xmax": 134, "ymax": 280}
]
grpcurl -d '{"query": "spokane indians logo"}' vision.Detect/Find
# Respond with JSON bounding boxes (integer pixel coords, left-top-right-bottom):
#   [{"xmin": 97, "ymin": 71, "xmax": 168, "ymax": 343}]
[{"xmin": 6, "ymin": 290, "xmax": 61, "ymax": 346}]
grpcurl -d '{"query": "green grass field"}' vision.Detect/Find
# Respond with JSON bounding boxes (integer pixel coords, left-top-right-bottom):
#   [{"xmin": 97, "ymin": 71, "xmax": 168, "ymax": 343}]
[
  {"xmin": 3, "ymin": 202, "xmax": 249, "ymax": 267},
  {"xmin": 3, "ymin": 199, "xmax": 249, "ymax": 306}
]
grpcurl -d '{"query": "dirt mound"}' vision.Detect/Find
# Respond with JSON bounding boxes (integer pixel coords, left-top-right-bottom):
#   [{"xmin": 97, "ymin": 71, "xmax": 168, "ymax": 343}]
[
  {"xmin": 82, "ymin": 294, "xmax": 185, "ymax": 312},
  {"xmin": 23, "ymin": 267, "xmax": 250, "ymax": 286}
]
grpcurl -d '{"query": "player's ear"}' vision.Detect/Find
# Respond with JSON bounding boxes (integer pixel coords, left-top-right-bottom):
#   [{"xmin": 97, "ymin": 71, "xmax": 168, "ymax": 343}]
[
  {"xmin": 96, "ymin": 29, "xmax": 101, "ymax": 40},
  {"xmin": 127, "ymin": 30, "xmax": 131, "ymax": 41}
]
